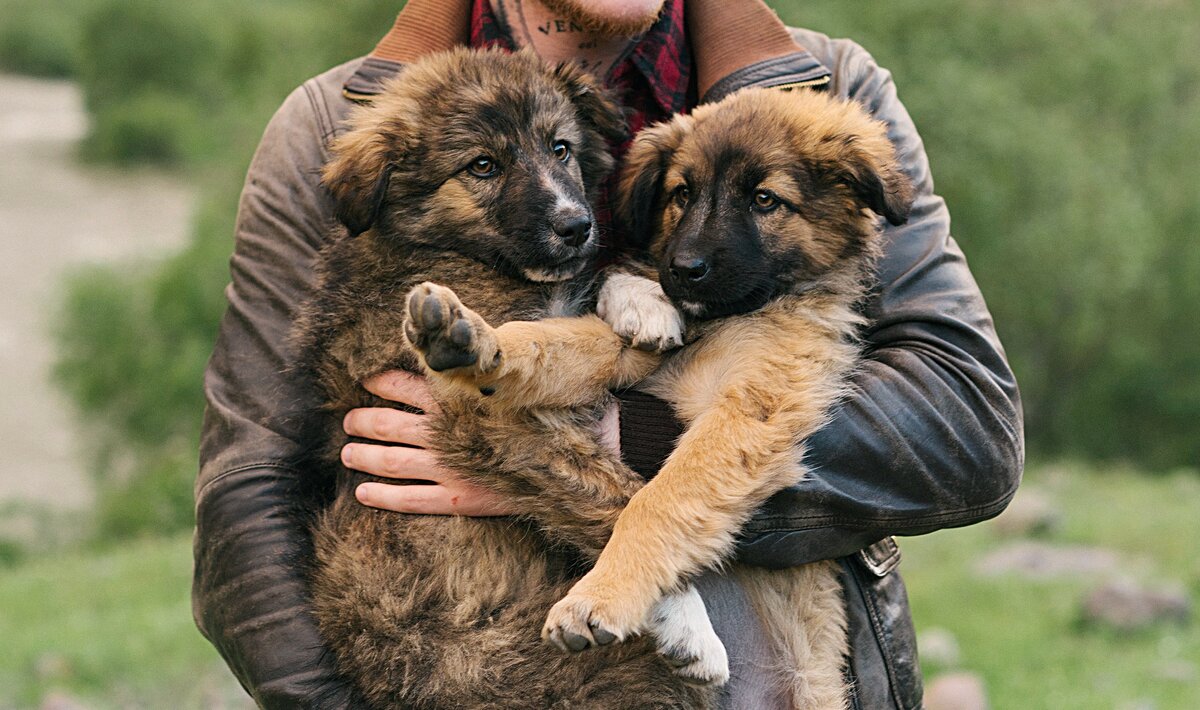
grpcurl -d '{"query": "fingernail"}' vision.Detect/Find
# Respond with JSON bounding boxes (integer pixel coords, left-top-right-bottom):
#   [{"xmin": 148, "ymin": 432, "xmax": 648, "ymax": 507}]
[
  {"xmin": 355, "ymin": 483, "xmax": 371, "ymax": 503},
  {"xmin": 341, "ymin": 444, "xmax": 355, "ymax": 465}
]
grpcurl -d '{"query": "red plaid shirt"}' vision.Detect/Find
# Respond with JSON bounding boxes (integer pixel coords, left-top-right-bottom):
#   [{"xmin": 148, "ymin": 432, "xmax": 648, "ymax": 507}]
[{"xmin": 469, "ymin": 0, "xmax": 694, "ymax": 252}]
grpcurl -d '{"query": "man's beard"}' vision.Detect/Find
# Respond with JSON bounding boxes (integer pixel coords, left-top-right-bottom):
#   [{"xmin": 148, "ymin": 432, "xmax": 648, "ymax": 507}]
[{"xmin": 537, "ymin": 0, "xmax": 666, "ymax": 38}]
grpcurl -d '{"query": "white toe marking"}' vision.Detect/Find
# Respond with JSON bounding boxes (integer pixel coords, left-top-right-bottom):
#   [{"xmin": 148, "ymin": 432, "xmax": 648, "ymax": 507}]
[
  {"xmin": 597, "ymin": 272, "xmax": 685, "ymax": 351},
  {"xmin": 648, "ymin": 586, "xmax": 730, "ymax": 685}
]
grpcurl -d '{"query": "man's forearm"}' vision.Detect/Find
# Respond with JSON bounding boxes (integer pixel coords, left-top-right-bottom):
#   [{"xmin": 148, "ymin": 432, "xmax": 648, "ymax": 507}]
[{"xmin": 194, "ymin": 465, "xmax": 361, "ymax": 708}]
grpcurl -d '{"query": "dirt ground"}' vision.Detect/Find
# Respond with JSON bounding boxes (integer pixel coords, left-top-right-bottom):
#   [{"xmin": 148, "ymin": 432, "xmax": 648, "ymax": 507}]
[{"xmin": 0, "ymin": 74, "xmax": 194, "ymax": 510}]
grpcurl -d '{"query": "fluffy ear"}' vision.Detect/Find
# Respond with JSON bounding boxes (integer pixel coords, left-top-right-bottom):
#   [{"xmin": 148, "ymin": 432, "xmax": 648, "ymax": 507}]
[
  {"xmin": 552, "ymin": 60, "xmax": 628, "ymax": 146},
  {"xmin": 322, "ymin": 120, "xmax": 406, "ymax": 237},
  {"xmin": 616, "ymin": 114, "xmax": 694, "ymax": 247},
  {"xmin": 837, "ymin": 136, "xmax": 915, "ymax": 226}
]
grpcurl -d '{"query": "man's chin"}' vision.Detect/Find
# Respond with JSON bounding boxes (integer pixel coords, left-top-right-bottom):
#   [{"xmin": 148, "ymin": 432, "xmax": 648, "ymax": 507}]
[{"xmin": 537, "ymin": 0, "xmax": 666, "ymax": 38}]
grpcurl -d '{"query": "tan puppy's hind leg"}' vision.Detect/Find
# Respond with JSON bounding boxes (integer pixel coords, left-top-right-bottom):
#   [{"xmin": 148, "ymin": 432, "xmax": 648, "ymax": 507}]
[{"xmin": 738, "ymin": 562, "xmax": 849, "ymax": 710}]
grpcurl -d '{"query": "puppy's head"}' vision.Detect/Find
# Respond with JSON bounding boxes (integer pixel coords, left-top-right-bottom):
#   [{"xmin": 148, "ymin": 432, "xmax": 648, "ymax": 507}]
[
  {"xmin": 323, "ymin": 48, "xmax": 626, "ymax": 282},
  {"xmin": 619, "ymin": 88, "xmax": 913, "ymax": 318}
]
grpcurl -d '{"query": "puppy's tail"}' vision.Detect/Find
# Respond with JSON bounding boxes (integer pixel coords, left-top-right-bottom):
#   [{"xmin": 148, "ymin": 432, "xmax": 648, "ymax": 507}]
[{"xmin": 735, "ymin": 560, "xmax": 850, "ymax": 710}]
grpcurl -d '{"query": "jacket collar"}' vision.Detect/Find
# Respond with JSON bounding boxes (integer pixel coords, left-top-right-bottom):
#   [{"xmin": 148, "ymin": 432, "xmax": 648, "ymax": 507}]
[{"xmin": 342, "ymin": 0, "xmax": 829, "ymax": 103}]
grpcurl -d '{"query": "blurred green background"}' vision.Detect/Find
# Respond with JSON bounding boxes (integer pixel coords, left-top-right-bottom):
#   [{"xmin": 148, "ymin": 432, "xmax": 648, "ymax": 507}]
[{"xmin": 0, "ymin": 0, "xmax": 1195, "ymax": 707}]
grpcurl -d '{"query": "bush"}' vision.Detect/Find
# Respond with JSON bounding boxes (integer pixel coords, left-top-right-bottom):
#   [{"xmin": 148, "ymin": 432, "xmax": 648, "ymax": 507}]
[
  {"xmin": 51, "ymin": 0, "xmax": 401, "ymax": 537},
  {"xmin": 785, "ymin": 0, "xmax": 1200, "ymax": 468},
  {"xmin": 0, "ymin": 0, "xmax": 107, "ymax": 76}
]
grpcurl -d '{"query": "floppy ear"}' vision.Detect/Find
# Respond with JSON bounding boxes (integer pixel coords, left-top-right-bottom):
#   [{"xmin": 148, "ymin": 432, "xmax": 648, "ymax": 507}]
[
  {"xmin": 837, "ymin": 137, "xmax": 915, "ymax": 226},
  {"xmin": 617, "ymin": 114, "xmax": 694, "ymax": 247},
  {"xmin": 322, "ymin": 120, "xmax": 406, "ymax": 237}
]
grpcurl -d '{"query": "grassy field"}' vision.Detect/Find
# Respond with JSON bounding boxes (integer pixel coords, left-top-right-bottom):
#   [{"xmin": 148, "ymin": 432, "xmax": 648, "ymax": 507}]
[
  {"xmin": 2, "ymin": 464, "xmax": 1195, "ymax": 709},
  {"xmin": 907, "ymin": 463, "xmax": 1200, "ymax": 708},
  {"xmin": 0, "ymin": 536, "xmax": 249, "ymax": 710}
]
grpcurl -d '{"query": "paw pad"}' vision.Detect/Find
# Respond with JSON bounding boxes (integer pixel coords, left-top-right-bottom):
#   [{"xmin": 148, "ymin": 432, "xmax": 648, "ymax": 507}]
[{"xmin": 403, "ymin": 283, "xmax": 499, "ymax": 375}]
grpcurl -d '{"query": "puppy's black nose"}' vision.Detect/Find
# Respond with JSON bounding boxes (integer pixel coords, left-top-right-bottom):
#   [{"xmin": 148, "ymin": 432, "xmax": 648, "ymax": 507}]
[
  {"xmin": 552, "ymin": 216, "xmax": 592, "ymax": 247},
  {"xmin": 670, "ymin": 256, "xmax": 710, "ymax": 283}
]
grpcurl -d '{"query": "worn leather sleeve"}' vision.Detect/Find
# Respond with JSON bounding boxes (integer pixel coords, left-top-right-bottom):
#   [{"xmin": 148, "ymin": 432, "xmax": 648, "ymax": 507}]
[
  {"xmin": 193, "ymin": 65, "xmax": 362, "ymax": 709},
  {"xmin": 734, "ymin": 35, "xmax": 1025, "ymax": 568}
]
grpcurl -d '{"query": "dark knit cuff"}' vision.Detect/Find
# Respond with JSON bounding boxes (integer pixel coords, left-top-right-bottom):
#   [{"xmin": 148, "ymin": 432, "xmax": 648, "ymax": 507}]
[{"xmin": 614, "ymin": 389, "xmax": 684, "ymax": 480}]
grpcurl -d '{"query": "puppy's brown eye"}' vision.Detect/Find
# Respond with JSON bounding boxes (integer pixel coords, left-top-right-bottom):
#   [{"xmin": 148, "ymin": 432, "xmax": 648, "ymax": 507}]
[
  {"xmin": 673, "ymin": 185, "xmax": 689, "ymax": 207},
  {"xmin": 468, "ymin": 156, "xmax": 498, "ymax": 178},
  {"xmin": 552, "ymin": 140, "xmax": 571, "ymax": 162},
  {"xmin": 753, "ymin": 190, "xmax": 779, "ymax": 211}
]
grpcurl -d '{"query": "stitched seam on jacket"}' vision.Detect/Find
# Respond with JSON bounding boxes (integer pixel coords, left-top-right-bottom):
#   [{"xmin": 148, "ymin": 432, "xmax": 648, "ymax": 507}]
[
  {"xmin": 196, "ymin": 461, "xmax": 300, "ymax": 505},
  {"xmin": 302, "ymin": 80, "xmax": 335, "ymax": 149},
  {"xmin": 849, "ymin": 561, "xmax": 907, "ymax": 710},
  {"xmin": 747, "ymin": 483, "xmax": 1019, "ymax": 533}
]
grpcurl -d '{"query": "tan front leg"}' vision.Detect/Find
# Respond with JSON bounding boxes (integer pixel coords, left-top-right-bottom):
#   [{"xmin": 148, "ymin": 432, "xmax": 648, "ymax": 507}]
[
  {"xmin": 541, "ymin": 398, "xmax": 806, "ymax": 646},
  {"xmin": 403, "ymin": 282, "xmax": 659, "ymax": 411}
]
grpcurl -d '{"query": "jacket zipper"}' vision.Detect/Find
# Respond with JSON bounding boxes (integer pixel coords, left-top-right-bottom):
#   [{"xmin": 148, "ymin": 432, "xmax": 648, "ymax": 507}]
[{"xmin": 763, "ymin": 76, "xmax": 832, "ymax": 92}]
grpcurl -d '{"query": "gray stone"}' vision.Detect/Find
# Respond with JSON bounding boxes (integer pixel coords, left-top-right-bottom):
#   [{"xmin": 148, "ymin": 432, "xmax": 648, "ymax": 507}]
[
  {"xmin": 33, "ymin": 652, "xmax": 72, "ymax": 682},
  {"xmin": 991, "ymin": 487, "xmax": 1062, "ymax": 537},
  {"xmin": 1082, "ymin": 579, "xmax": 1191, "ymax": 631},
  {"xmin": 975, "ymin": 541, "xmax": 1120, "ymax": 580},
  {"xmin": 924, "ymin": 672, "xmax": 988, "ymax": 710},
  {"xmin": 1156, "ymin": 660, "xmax": 1197, "ymax": 684},
  {"xmin": 917, "ymin": 627, "xmax": 961, "ymax": 668},
  {"xmin": 39, "ymin": 691, "xmax": 90, "ymax": 710}
]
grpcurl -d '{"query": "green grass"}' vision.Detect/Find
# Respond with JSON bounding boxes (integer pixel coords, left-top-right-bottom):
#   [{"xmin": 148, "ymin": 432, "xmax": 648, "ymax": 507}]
[
  {"xmin": 2, "ymin": 464, "xmax": 1195, "ymax": 707},
  {"xmin": 0, "ymin": 535, "xmax": 248, "ymax": 710},
  {"xmin": 902, "ymin": 463, "xmax": 1200, "ymax": 708}
]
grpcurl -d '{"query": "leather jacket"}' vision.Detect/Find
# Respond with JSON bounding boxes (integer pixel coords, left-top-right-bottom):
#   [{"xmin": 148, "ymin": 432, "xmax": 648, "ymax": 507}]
[{"xmin": 193, "ymin": 3, "xmax": 1024, "ymax": 708}]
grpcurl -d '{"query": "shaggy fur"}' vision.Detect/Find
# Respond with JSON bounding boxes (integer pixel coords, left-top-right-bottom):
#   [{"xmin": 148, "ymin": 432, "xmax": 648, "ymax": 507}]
[
  {"xmin": 292, "ymin": 48, "xmax": 720, "ymax": 708},
  {"xmin": 407, "ymin": 87, "xmax": 915, "ymax": 709}
]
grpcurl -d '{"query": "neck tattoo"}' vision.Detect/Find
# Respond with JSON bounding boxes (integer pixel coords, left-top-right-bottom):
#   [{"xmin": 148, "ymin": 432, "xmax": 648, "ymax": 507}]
[{"xmin": 491, "ymin": 0, "xmax": 634, "ymax": 80}]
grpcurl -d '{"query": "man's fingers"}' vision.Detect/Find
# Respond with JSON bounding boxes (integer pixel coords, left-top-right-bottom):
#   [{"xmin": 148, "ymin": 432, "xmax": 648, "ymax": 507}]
[
  {"xmin": 342, "ymin": 443, "xmax": 448, "ymax": 482},
  {"xmin": 356, "ymin": 481, "xmax": 459, "ymax": 514},
  {"xmin": 355, "ymin": 481, "xmax": 516, "ymax": 516},
  {"xmin": 343, "ymin": 407, "xmax": 431, "ymax": 447},
  {"xmin": 362, "ymin": 370, "xmax": 440, "ymax": 414}
]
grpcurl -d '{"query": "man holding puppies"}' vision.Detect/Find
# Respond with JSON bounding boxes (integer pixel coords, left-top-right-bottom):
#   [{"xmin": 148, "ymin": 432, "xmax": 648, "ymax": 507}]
[{"xmin": 194, "ymin": 0, "xmax": 1023, "ymax": 706}]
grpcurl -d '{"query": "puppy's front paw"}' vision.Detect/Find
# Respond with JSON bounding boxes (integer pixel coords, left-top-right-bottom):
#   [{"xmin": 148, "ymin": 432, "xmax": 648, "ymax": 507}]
[
  {"xmin": 403, "ymin": 282, "xmax": 500, "ymax": 376},
  {"xmin": 542, "ymin": 589, "xmax": 641, "ymax": 653},
  {"xmin": 597, "ymin": 272, "xmax": 684, "ymax": 353},
  {"xmin": 648, "ymin": 586, "xmax": 730, "ymax": 686}
]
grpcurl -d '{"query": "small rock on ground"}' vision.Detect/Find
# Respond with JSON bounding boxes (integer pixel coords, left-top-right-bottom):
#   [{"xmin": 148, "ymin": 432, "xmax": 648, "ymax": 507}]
[
  {"xmin": 975, "ymin": 541, "xmax": 1120, "ymax": 580},
  {"xmin": 917, "ymin": 627, "xmax": 961, "ymax": 668},
  {"xmin": 1082, "ymin": 578, "xmax": 1191, "ymax": 631},
  {"xmin": 924, "ymin": 672, "xmax": 988, "ymax": 710},
  {"xmin": 39, "ymin": 691, "xmax": 90, "ymax": 710},
  {"xmin": 991, "ymin": 487, "xmax": 1061, "ymax": 537}
]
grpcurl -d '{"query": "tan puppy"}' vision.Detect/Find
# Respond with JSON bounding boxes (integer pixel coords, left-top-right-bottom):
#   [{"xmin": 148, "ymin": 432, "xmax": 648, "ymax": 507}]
[{"xmin": 406, "ymin": 85, "xmax": 914, "ymax": 708}]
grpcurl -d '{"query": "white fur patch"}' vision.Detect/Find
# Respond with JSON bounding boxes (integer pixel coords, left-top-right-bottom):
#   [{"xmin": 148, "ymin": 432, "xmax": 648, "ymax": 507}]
[
  {"xmin": 522, "ymin": 266, "xmax": 574, "ymax": 283},
  {"xmin": 597, "ymin": 272, "xmax": 685, "ymax": 352},
  {"xmin": 647, "ymin": 586, "xmax": 730, "ymax": 685}
]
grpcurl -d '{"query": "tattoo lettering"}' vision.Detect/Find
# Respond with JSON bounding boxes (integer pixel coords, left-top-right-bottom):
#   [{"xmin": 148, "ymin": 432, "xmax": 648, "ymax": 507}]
[{"xmin": 536, "ymin": 19, "xmax": 585, "ymax": 35}]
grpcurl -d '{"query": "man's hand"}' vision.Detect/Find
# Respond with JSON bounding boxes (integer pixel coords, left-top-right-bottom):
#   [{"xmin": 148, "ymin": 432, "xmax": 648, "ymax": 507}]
[
  {"xmin": 342, "ymin": 370, "xmax": 516, "ymax": 516},
  {"xmin": 344, "ymin": 370, "xmax": 623, "ymax": 516}
]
